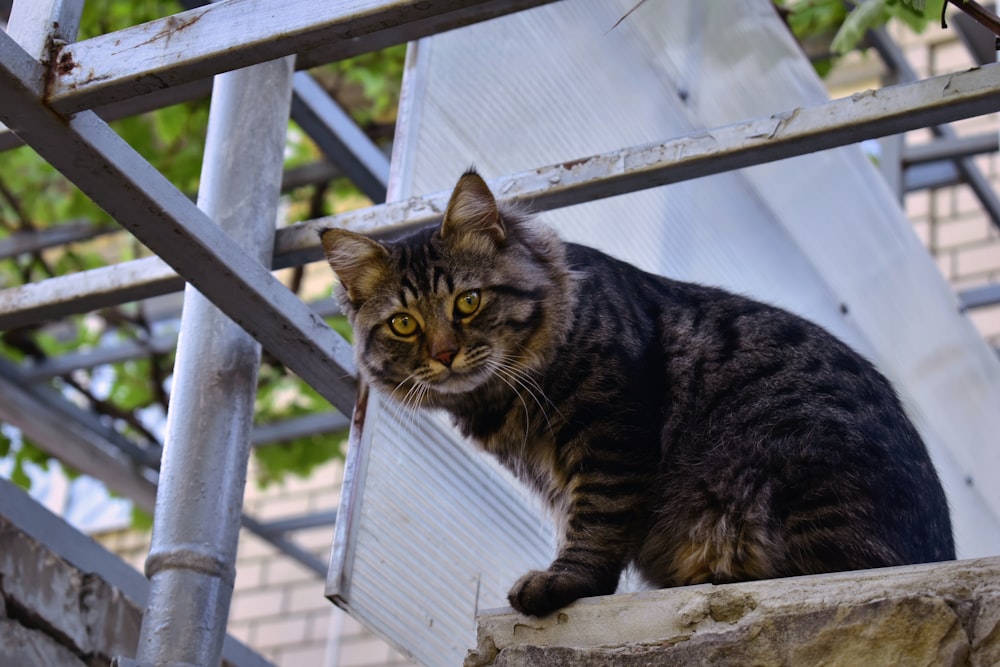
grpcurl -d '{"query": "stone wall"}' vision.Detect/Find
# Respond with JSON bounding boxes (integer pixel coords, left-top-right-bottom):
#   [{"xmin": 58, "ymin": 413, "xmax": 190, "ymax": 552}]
[
  {"xmin": 0, "ymin": 514, "xmax": 142, "ymax": 667},
  {"xmin": 466, "ymin": 558, "xmax": 1000, "ymax": 667}
]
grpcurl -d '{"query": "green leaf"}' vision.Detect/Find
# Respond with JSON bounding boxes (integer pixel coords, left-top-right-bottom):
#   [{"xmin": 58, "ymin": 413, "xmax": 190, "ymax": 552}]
[
  {"xmin": 131, "ymin": 505, "xmax": 154, "ymax": 531},
  {"xmin": 0, "ymin": 430, "xmax": 11, "ymax": 458},
  {"xmin": 10, "ymin": 461, "xmax": 30, "ymax": 489},
  {"xmin": 831, "ymin": 0, "xmax": 890, "ymax": 54}
]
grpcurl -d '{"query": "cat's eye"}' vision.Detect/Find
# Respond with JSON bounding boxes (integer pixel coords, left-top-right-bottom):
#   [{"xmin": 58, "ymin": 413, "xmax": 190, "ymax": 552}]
[
  {"xmin": 388, "ymin": 313, "xmax": 419, "ymax": 337},
  {"xmin": 455, "ymin": 290, "xmax": 481, "ymax": 317}
]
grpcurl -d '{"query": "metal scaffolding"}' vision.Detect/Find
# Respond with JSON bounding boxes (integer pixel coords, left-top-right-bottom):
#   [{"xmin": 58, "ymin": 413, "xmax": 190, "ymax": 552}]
[{"xmin": 1, "ymin": 0, "xmax": 999, "ymax": 665}]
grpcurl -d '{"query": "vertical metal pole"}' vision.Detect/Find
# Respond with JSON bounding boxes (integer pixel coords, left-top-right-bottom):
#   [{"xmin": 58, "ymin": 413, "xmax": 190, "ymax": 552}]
[{"xmin": 135, "ymin": 56, "xmax": 295, "ymax": 667}]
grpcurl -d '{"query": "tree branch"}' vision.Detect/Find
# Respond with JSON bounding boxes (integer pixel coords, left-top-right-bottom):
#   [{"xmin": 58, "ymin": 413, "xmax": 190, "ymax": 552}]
[{"xmin": 947, "ymin": 0, "xmax": 1000, "ymax": 38}]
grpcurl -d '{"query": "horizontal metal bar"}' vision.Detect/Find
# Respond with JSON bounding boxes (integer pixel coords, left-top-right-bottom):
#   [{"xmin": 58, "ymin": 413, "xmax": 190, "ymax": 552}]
[
  {"xmin": 905, "ymin": 161, "xmax": 963, "ymax": 191},
  {"xmin": 300, "ymin": 61, "xmax": 1000, "ymax": 234},
  {"xmin": 240, "ymin": 514, "xmax": 327, "ymax": 577},
  {"xmin": 47, "ymin": 0, "xmax": 558, "ymax": 115},
  {"xmin": 903, "ymin": 132, "xmax": 999, "ymax": 166},
  {"xmin": 959, "ymin": 283, "xmax": 1000, "ymax": 310},
  {"xmin": 281, "ymin": 159, "xmax": 344, "ymax": 191},
  {"xmin": 19, "ymin": 331, "xmax": 179, "ymax": 381},
  {"xmin": 0, "ymin": 359, "xmax": 160, "ymax": 509},
  {"xmin": 0, "ymin": 256, "xmax": 185, "ymax": 330},
  {"xmin": 3, "ymin": 63, "xmax": 999, "ymax": 330},
  {"xmin": 16, "ymin": 298, "xmax": 340, "ymax": 381},
  {"xmin": 0, "ymin": 158, "xmax": 343, "ymax": 263},
  {"xmin": 0, "ymin": 220, "xmax": 117, "ymax": 259},
  {"xmin": 251, "ymin": 510, "xmax": 338, "ymax": 537},
  {"xmin": 0, "ymin": 29, "xmax": 358, "ymax": 414},
  {"xmin": 251, "ymin": 411, "xmax": 350, "ymax": 447}
]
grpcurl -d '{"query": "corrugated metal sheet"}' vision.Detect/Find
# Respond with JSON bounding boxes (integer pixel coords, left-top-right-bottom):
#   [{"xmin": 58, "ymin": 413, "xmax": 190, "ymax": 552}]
[{"xmin": 328, "ymin": 1, "xmax": 1000, "ymax": 664}]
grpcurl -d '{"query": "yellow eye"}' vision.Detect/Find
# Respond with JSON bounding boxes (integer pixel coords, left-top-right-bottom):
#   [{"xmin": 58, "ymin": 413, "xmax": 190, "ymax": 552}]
[
  {"xmin": 455, "ymin": 290, "xmax": 481, "ymax": 317},
  {"xmin": 388, "ymin": 313, "xmax": 419, "ymax": 337}
]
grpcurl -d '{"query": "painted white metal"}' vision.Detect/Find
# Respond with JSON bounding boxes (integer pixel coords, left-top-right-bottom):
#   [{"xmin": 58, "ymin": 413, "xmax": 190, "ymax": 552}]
[
  {"xmin": 4, "ymin": 61, "xmax": 999, "ymax": 331},
  {"xmin": 47, "ymin": 0, "xmax": 559, "ymax": 114},
  {"xmin": 136, "ymin": 55, "xmax": 297, "ymax": 667},
  {"xmin": 327, "ymin": 0, "xmax": 1000, "ymax": 663},
  {"xmin": 0, "ymin": 256, "xmax": 183, "ymax": 330},
  {"xmin": 0, "ymin": 28, "xmax": 359, "ymax": 414}
]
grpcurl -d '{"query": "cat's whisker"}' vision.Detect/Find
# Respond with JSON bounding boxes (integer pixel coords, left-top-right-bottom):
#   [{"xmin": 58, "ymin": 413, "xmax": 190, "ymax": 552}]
[
  {"xmin": 388, "ymin": 371, "xmax": 427, "ymax": 438},
  {"xmin": 484, "ymin": 358, "xmax": 533, "ymax": 450},
  {"xmin": 492, "ymin": 351, "xmax": 560, "ymax": 434}
]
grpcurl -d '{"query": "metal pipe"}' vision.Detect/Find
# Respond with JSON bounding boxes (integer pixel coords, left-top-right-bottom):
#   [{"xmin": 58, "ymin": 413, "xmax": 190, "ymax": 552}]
[{"xmin": 135, "ymin": 56, "xmax": 295, "ymax": 667}]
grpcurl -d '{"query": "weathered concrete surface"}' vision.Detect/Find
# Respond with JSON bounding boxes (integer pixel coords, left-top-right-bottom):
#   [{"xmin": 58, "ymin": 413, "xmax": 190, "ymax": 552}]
[
  {"xmin": 0, "ymin": 618, "xmax": 90, "ymax": 667},
  {"xmin": 0, "ymin": 515, "xmax": 143, "ymax": 666},
  {"xmin": 466, "ymin": 557, "xmax": 1000, "ymax": 666}
]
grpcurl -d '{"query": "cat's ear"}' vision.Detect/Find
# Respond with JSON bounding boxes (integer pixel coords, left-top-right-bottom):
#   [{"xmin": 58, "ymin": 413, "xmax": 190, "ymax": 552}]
[
  {"xmin": 441, "ymin": 169, "xmax": 506, "ymax": 243},
  {"xmin": 319, "ymin": 228, "xmax": 391, "ymax": 304}
]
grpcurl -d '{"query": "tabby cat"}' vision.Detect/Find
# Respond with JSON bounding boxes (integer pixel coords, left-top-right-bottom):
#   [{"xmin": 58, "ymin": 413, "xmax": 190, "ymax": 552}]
[{"xmin": 320, "ymin": 169, "xmax": 955, "ymax": 618}]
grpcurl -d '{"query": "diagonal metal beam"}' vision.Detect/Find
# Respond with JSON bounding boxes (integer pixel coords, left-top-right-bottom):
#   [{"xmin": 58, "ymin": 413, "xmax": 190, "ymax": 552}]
[
  {"xmin": 2, "ymin": 62, "xmax": 999, "ymax": 331},
  {"xmin": 291, "ymin": 72, "xmax": 390, "ymax": 202},
  {"xmin": 0, "ymin": 28, "xmax": 358, "ymax": 414},
  {"xmin": 0, "ymin": 360, "xmax": 160, "ymax": 510},
  {"xmin": 46, "ymin": 0, "xmax": 559, "ymax": 115}
]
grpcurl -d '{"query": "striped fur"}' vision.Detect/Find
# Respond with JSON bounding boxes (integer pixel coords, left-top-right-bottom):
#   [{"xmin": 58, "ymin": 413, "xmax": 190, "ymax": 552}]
[{"xmin": 320, "ymin": 169, "xmax": 955, "ymax": 617}]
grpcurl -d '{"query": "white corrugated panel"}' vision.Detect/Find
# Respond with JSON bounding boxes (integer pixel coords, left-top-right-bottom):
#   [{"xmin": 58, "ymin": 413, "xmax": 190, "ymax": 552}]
[{"xmin": 327, "ymin": 1, "xmax": 1000, "ymax": 664}]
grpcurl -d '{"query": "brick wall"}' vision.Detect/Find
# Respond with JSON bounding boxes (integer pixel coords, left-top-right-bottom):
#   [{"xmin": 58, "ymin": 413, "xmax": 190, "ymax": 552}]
[{"xmin": 894, "ymin": 22, "xmax": 1000, "ymax": 346}]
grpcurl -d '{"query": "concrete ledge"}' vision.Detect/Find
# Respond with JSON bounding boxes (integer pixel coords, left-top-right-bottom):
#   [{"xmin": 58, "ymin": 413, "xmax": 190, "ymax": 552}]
[
  {"xmin": 466, "ymin": 557, "xmax": 1000, "ymax": 666},
  {"xmin": 0, "ymin": 514, "xmax": 143, "ymax": 665}
]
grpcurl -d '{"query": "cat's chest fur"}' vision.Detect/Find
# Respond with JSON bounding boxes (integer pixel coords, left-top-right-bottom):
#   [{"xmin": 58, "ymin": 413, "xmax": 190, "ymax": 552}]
[{"xmin": 449, "ymin": 389, "xmax": 573, "ymax": 511}]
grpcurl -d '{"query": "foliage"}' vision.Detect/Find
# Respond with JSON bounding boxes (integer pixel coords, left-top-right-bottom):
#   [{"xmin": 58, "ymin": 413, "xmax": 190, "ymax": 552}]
[
  {"xmin": 0, "ymin": 1, "xmax": 406, "ymax": 518},
  {"xmin": 777, "ymin": 0, "xmax": 948, "ymax": 75}
]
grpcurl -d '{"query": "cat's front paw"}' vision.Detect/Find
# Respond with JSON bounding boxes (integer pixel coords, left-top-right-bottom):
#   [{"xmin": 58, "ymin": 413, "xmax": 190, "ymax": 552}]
[{"xmin": 507, "ymin": 569, "xmax": 597, "ymax": 617}]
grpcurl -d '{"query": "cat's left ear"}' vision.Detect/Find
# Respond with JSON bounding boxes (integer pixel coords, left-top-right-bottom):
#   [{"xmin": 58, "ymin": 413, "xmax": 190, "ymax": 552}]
[
  {"xmin": 319, "ymin": 228, "xmax": 392, "ymax": 304},
  {"xmin": 441, "ymin": 169, "xmax": 506, "ymax": 244}
]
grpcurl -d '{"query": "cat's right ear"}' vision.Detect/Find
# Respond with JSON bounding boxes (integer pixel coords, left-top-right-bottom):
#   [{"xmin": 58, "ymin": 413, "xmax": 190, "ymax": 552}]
[{"xmin": 319, "ymin": 228, "xmax": 391, "ymax": 304}]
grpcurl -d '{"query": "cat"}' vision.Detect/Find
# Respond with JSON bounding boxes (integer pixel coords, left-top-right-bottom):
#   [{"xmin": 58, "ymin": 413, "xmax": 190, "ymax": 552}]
[{"xmin": 319, "ymin": 168, "xmax": 955, "ymax": 618}]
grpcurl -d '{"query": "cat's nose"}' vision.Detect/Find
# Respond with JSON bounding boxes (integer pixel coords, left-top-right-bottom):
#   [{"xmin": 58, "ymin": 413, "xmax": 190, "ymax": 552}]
[{"xmin": 433, "ymin": 348, "xmax": 457, "ymax": 367}]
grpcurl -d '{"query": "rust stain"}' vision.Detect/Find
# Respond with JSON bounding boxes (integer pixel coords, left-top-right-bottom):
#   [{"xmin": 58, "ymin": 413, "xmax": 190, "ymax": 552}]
[
  {"xmin": 44, "ymin": 38, "xmax": 79, "ymax": 99},
  {"xmin": 121, "ymin": 11, "xmax": 205, "ymax": 53},
  {"xmin": 559, "ymin": 157, "xmax": 590, "ymax": 171},
  {"xmin": 56, "ymin": 51, "xmax": 77, "ymax": 76}
]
